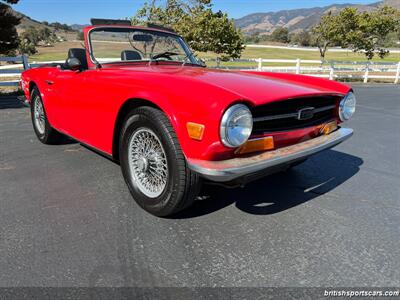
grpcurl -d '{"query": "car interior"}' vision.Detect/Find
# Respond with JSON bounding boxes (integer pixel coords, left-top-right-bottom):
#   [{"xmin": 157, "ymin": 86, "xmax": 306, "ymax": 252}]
[
  {"xmin": 121, "ymin": 50, "xmax": 142, "ymax": 61},
  {"xmin": 63, "ymin": 48, "xmax": 144, "ymax": 70}
]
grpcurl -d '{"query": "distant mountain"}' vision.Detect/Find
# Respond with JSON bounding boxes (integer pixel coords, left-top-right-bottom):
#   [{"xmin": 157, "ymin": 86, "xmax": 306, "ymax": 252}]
[
  {"xmin": 7, "ymin": 0, "xmax": 400, "ymax": 38},
  {"xmin": 7, "ymin": 7, "xmax": 77, "ymax": 34},
  {"xmin": 235, "ymin": 0, "xmax": 400, "ymax": 35},
  {"xmin": 70, "ymin": 24, "xmax": 89, "ymax": 31}
]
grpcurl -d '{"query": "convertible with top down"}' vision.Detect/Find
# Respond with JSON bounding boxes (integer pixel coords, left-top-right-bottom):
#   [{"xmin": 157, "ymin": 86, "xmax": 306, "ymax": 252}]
[{"xmin": 21, "ymin": 19, "xmax": 355, "ymax": 217}]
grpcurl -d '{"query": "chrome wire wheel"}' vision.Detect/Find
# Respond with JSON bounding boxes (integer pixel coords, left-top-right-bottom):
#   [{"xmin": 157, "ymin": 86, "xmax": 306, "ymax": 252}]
[
  {"xmin": 33, "ymin": 96, "xmax": 45, "ymax": 135},
  {"xmin": 128, "ymin": 128, "xmax": 168, "ymax": 198}
]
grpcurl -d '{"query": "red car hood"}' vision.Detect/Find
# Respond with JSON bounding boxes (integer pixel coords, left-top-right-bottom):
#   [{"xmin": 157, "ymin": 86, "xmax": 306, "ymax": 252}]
[{"xmin": 117, "ymin": 65, "xmax": 350, "ymax": 105}]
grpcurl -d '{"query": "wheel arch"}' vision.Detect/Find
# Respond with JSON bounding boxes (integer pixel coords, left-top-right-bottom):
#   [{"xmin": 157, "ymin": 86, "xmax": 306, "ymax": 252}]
[
  {"xmin": 29, "ymin": 81, "xmax": 37, "ymax": 92},
  {"xmin": 28, "ymin": 81, "xmax": 38, "ymax": 100},
  {"xmin": 112, "ymin": 98, "xmax": 167, "ymax": 162}
]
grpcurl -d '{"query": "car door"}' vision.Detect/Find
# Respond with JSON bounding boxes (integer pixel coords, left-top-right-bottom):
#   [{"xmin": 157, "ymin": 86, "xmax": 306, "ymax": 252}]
[
  {"xmin": 50, "ymin": 68, "xmax": 92, "ymax": 142},
  {"xmin": 70, "ymin": 68, "xmax": 118, "ymax": 152},
  {"xmin": 50, "ymin": 66, "xmax": 116, "ymax": 152}
]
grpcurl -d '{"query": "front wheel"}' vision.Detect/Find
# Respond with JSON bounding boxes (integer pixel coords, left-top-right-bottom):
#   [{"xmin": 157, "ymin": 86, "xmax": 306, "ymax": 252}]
[{"xmin": 119, "ymin": 106, "xmax": 202, "ymax": 217}]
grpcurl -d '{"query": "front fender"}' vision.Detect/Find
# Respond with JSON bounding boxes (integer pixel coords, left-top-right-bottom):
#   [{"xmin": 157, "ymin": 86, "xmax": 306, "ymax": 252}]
[{"xmin": 115, "ymin": 86, "xmax": 239, "ymax": 161}]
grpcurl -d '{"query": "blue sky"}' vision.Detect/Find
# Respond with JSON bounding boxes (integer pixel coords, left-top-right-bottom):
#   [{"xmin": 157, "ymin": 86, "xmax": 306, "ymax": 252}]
[{"xmin": 12, "ymin": 0, "xmax": 378, "ymax": 25}]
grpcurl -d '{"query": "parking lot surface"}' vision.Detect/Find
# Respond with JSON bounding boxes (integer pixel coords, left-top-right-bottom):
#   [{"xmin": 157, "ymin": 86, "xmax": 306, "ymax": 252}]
[{"xmin": 0, "ymin": 85, "xmax": 399, "ymax": 287}]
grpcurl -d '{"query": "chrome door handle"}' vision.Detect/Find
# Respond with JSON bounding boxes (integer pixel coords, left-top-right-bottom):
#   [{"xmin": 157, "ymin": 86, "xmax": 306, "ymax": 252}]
[{"xmin": 45, "ymin": 80, "xmax": 54, "ymax": 85}]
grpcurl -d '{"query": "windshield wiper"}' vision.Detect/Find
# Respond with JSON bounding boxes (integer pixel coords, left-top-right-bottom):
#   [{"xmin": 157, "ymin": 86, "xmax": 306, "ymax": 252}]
[
  {"xmin": 151, "ymin": 51, "xmax": 180, "ymax": 60},
  {"xmin": 149, "ymin": 51, "xmax": 205, "ymax": 67}
]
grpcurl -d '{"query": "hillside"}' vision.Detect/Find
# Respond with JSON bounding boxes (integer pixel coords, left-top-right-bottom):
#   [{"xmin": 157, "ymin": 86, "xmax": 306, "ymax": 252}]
[
  {"xmin": 235, "ymin": 0, "xmax": 400, "ymax": 35},
  {"xmin": 7, "ymin": 6, "xmax": 77, "ymax": 39},
  {"xmin": 70, "ymin": 24, "xmax": 90, "ymax": 31},
  {"xmin": 14, "ymin": 11, "xmax": 47, "ymax": 32}
]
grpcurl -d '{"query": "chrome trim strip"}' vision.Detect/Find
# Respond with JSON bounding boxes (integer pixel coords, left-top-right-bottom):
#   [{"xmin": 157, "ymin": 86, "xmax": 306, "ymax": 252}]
[
  {"xmin": 314, "ymin": 104, "xmax": 336, "ymax": 113},
  {"xmin": 253, "ymin": 112, "xmax": 298, "ymax": 122},
  {"xmin": 253, "ymin": 104, "xmax": 336, "ymax": 122},
  {"xmin": 187, "ymin": 127, "xmax": 353, "ymax": 182}
]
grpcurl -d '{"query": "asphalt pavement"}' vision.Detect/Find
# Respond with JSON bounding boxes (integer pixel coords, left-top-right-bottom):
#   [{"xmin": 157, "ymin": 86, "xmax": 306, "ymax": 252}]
[{"xmin": 0, "ymin": 84, "xmax": 399, "ymax": 288}]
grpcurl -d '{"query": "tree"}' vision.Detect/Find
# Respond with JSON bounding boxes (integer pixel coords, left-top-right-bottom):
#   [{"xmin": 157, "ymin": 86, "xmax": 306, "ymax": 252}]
[
  {"xmin": 18, "ymin": 26, "xmax": 56, "ymax": 54},
  {"xmin": 183, "ymin": 9, "xmax": 244, "ymax": 60},
  {"xmin": 313, "ymin": 6, "xmax": 400, "ymax": 60},
  {"xmin": 38, "ymin": 27, "xmax": 56, "ymax": 45},
  {"xmin": 0, "ymin": 0, "xmax": 20, "ymax": 55},
  {"xmin": 290, "ymin": 30, "xmax": 311, "ymax": 46},
  {"xmin": 244, "ymin": 32, "xmax": 261, "ymax": 44},
  {"xmin": 18, "ymin": 39, "xmax": 37, "ymax": 55},
  {"xmin": 270, "ymin": 27, "xmax": 289, "ymax": 43},
  {"xmin": 132, "ymin": 0, "xmax": 245, "ymax": 60},
  {"xmin": 312, "ymin": 11, "xmax": 342, "ymax": 59},
  {"xmin": 18, "ymin": 27, "xmax": 39, "ymax": 55},
  {"xmin": 339, "ymin": 6, "xmax": 399, "ymax": 59}
]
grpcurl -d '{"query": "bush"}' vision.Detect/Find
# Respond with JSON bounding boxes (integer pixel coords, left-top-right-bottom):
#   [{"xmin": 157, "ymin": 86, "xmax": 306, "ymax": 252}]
[
  {"xmin": 18, "ymin": 39, "xmax": 37, "ymax": 55},
  {"xmin": 290, "ymin": 30, "xmax": 311, "ymax": 46},
  {"xmin": 271, "ymin": 27, "xmax": 289, "ymax": 43},
  {"xmin": 77, "ymin": 31, "xmax": 84, "ymax": 41}
]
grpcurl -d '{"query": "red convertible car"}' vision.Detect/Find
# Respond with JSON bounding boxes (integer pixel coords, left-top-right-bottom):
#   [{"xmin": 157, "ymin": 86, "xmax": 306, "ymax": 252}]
[{"xmin": 21, "ymin": 20, "xmax": 355, "ymax": 216}]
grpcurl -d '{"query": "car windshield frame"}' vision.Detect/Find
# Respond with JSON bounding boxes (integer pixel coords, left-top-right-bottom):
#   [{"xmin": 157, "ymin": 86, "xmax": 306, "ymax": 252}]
[{"xmin": 87, "ymin": 26, "xmax": 202, "ymax": 67}]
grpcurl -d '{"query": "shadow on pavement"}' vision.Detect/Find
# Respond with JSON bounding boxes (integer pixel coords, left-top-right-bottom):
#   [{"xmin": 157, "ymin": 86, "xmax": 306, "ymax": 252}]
[
  {"xmin": 54, "ymin": 136, "xmax": 78, "ymax": 145},
  {"xmin": 173, "ymin": 149, "xmax": 363, "ymax": 218},
  {"xmin": 0, "ymin": 96, "xmax": 26, "ymax": 109}
]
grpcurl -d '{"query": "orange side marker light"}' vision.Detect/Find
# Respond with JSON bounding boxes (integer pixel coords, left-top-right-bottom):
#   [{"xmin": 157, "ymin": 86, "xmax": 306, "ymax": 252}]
[
  {"xmin": 187, "ymin": 122, "xmax": 205, "ymax": 141},
  {"xmin": 320, "ymin": 121, "xmax": 338, "ymax": 135}
]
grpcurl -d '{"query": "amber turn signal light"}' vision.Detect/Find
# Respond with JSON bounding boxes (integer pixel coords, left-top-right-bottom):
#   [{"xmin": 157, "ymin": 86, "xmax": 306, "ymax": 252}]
[
  {"xmin": 235, "ymin": 136, "xmax": 274, "ymax": 154},
  {"xmin": 187, "ymin": 122, "xmax": 205, "ymax": 141},
  {"xmin": 320, "ymin": 121, "xmax": 338, "ymax": 135}
]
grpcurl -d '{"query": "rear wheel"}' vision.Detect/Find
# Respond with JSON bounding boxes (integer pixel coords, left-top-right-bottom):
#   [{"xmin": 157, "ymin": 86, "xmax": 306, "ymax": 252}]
[
  {"xmin": 119, "ymin": 106, "xmax": 201, "ymax": 217},
  {"xmin": 30, "ymin": 87, "xmax": 63, "ymax": 144}
]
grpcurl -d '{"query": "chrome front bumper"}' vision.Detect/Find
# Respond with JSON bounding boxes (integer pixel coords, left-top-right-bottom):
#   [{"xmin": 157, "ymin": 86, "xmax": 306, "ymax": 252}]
[{"xmin": 188, "ymin": 128, "xmax": 353, "ymax": 182}]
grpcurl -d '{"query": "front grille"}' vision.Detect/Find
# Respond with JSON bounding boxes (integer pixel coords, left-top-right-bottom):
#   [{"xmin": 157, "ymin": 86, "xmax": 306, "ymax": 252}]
[{"xmin": 251, "ymin": 96, "xmax": 339, "ymax": 134}]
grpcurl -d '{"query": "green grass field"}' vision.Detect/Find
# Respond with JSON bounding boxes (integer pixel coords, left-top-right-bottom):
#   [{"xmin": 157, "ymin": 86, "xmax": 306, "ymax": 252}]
[{"xmin": 201, "ymin": 46, "xmax": 400, "ymax": 68}]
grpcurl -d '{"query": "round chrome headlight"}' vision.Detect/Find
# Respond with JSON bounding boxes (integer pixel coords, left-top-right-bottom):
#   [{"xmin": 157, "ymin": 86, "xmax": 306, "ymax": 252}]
[
  {"xmin": 339, "ymin": 92, "xmax": 356, "ymax": 121},
  {"xmin": 220, "ymin": 104, "xmax": 253, "ymax": 148}
]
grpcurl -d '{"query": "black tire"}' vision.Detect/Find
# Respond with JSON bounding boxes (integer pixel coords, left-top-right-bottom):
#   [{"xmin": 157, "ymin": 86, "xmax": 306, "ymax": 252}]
[
  {"xmin": 30, "ymin": 87, "xmax": 63, "ymax": 144},
  {"xmin": 119, "ymin": 106, "xmax": 202, "ymax": 217}
]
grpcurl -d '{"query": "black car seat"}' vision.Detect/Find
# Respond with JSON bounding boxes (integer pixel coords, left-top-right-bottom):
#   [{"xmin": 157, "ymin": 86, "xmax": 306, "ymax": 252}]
[
  {"xmin": 67, "ymin": 48, "xmax": 88, "ymax": 70},
  {"xmin": 121, "ymin": 50, "xmax": 142, "ymax": 61}
]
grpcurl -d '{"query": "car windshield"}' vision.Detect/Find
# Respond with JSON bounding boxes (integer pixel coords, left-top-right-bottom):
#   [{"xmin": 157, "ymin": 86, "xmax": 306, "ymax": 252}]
[{"xmin": 89, "ymin": 27, "xmax": 202, "ymax": 66}]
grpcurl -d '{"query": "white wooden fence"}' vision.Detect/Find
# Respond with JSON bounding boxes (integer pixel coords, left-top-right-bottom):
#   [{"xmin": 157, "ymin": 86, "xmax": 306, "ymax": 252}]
[
  {"xmin": 1, "ymin": 56, "xmax": 399, "ymax": 85},
  {"xmin": 0, "ymin": 55, "xmax": 29, "ymax": 87},
  {"xmin": 211, "ymin": 58, "xmax": 400, "ymax": 84}
]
